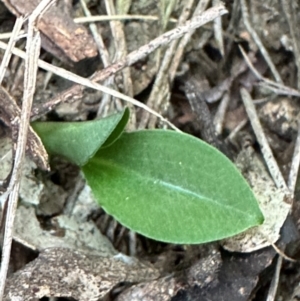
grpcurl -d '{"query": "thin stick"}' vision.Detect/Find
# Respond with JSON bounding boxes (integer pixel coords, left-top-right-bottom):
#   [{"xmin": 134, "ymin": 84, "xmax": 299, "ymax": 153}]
[
  {"xmin": 138, "ymin": 0, "xmax": 195, "ymax": 129},
  {"xmin": 240, "ymin": 87, "xmax": 288, "ymax": 192},
  {"xmin": 27, "ymin": 4, "xmax": 228, "ymax": 119},
  {"xmin": 238, "ymin": 45, "xmax": 300, "ymax": 97},
  {"xmin": 288, "ymin": 121, "xmax": 300, "ymax": 196},
  {"xmin": 271, "ymin": 243, "xmax": 295, "ymax": 262},
  {"xmin": 226, "ymin": 119, "xmax": 248, "ymax": 142},
  {"xmin": 147, "ymin": 0, "xmax": 212, "ymax": 129},
  {"xmin": 240, "ymin": 0, "xmax": 283, "ymax": 84},
  {"xmin": 213, "ymin": 0, "xmax": 224, "ymax": 56},
  {"xmin": 80, "ymin": 0, "xmax": 110, "ymax": 66},
  {"xmin": 281, "ymin": 0, "xmax": 300, "ymax": 89},
  {"xmin": 75, "ymin": 14, "xmax": 177, "ymax": 23},
  {"xmin": 169, "ymin": 0, "xmax": 211, "ymax": 81},
  {"xmin": 104, "ymin": 0, "xmax": 136, "ymax": 128},
  {"xmin": 0, "ymin": 5, "xmax": 227, "ymax": 130},
  {"xmin": 0, "ymin": 17, "xmax": 24, "ymax": 85},
  {"xmin": 214, "ymin": 92, "xmax": 230, "ymax": 135},
  {"xmin": 79, "ymin": 0, "xmax": 115, "ymax": 119},
  {"xmin": 0, "ymin": 40, "xmax": 180, "ymax": 131},
  {"xmin": 266, "ymin": 256, "xmax": 283, "ymax": 301},
  {"xmin": 0, "ymin": 1, "xmax": 54, "ymax": 299},
  {"xmin": 0, "ymin": 15, "xmax": 178, "ymax": 41},
  {"xmin": 265, "ymin": 248, "xmax": 295, "ymax": 301}
]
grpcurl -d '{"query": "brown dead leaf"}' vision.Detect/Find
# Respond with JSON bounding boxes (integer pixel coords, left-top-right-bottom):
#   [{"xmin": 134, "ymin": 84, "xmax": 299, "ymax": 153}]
[
  {"xmin": 3, "ymin": 0, "xmax": 97, "ymax": 62},
  {"xmin": 0, "ymin": 86, "xmax": 49, "ymax": 170},
  {"xmin": 222, "ymin": 146, "xmax": 291, "ymax": 252}
]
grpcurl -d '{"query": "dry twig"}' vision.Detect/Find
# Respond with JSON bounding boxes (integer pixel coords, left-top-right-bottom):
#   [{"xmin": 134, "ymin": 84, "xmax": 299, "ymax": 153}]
[
  {"xmin": 0, "ymin": 40, "xmax": 180, "ymax": 131},
  {"xmin": 24, "ymin": 4, "xmax": 227, "ymax": 120},
  {"xmin": 240, "ymin": 0, "xmax": 283, "ymax": 84},
  {"xmin": 0, "ymin": 17, "xmax": 23, "ymax": 85},
  {"xmin": 214, "ymin": 92, "xmax": 230, "ymax": 135},
  {"xmin": 239, "ymin": 45, "xmax": 300, "ymax": 97},
  {"xmin": 0, "ymin": 15, "xmax": 178, "ymax": 41},
  {"xmin": 212, "ymin": 0, "xmax": 224, "ymax": 56},
  {"xmin": 79, "ymin": 0, "xmax": 116, "ymax": 118},
  {"xmin": 288, "ymin": 121, "xmax": 300, "ymax": 197},
  {"xmin": 266, "ymin": 256, "xmax": 283, "ymax": 301},
  {"xmin": 104, "ymin": 0, "xmax": 136, "ymax": 128},
  {"xmin": 0, "ymin": 2, "xmax": 55, "ymax": 299},
  {"xmin": 80, "ymin": 0, "xmax": 110, "ymax": 65},
  {"xmin": 240, "ymin": 87, "xmax": 288, "ymax": 192},
  {"xmin": 138, "ymin": 0, "xmax": 195, "ymax": 129},
  {"xmin": 281, "ymin": 0, "xmax": 300, "ymax": 89}
]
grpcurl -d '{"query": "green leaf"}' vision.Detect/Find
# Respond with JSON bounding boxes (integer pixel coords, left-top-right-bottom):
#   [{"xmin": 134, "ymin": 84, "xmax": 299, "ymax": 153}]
[
  {"xmin": 82, "ymin": 130, "xmax": 264, "ymax": 244},
  {"xmin": 32, "ymin": 108, "xmax": 129, "ymax": 166}
]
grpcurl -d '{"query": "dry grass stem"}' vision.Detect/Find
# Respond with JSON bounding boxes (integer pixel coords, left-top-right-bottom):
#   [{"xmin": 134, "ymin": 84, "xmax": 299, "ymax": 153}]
[
  {"xmin": 288, "ymin": 121, "xmax": 300, "ymax": 196},
  {"xmin": 0, "ymin": 40, "xmax": 180, "ymax": 131},
  {"xmin": 240, "ymin": 87, "xmax": 288, "ymax": 192},
  {"xmin": 0, "ymin": 17, "xmax": 24, "ymax": 85},
  {"xmin": 146, "ymin": 0, "xmax": 222, "ymax": 128},
  {"xmin": 80, "ymin": 0, "xmax": 110, "ymax": 66},
  {"xmin": 138, "ymin": 0, "xmax": 195, "ymax": 129},
  {"xmin": 0, "ymin": 15, "xmax": 178, "ymax": 41},
  {"xmin": 79, "ymin": 0, "xmax": 116, "ymax": 119},
  {"xmin": 75, "ymin": 14, "xmax": 177, "ymax": 23},
  {"xmin": 240, "ymin": 0, "xmax": 283, "ymax": 84},
  {"xmin": 149, "ymin": 0, "xmax": 213, "ymax": 128},
  {"xmin": 25, "ymin": 3, "xmax": 227, "ymax": 120},
  {"xmin": 266, "ymin": 256, "xmax": 283, "ymax": 301},
  {"xmin": 226, "ymin": 119, "xmax": 248, "ymax": 143},
  {"xmin": 104, "ymin": 0, "xmax": 136, "ymax": 128},
  {"xmin": 281, "ymin": 0, "xmax": 300, "ymax": 89},
  {"xmin": 0, "ymin": 1, "xmax": 55, "ymax": 299},
  {"xmin": 239, "ymin": 45, "xmax": 300, "ymax": 97},
  {"xmin": 213, "ymin": 0, "xmax": 224, "ymax": 56},
  {"xmin": 169, "ymin": 0, "xmax": 211, "ymax": 81},
  {"xmin": 214, "ymin": 92, "xmax": 230, "ymax": 135}
]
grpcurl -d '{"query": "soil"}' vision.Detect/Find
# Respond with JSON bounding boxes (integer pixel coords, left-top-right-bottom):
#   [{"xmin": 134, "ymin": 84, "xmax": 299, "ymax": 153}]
[{"xmin": 1, "ymin": 0, "xmax": 300, "ymax": 301}]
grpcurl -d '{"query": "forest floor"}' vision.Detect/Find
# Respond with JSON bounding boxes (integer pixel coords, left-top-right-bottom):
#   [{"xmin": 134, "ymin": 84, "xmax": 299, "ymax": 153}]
[{"xmin": 1, "ymin": 0, "xmax": 300, "ymax": 301}]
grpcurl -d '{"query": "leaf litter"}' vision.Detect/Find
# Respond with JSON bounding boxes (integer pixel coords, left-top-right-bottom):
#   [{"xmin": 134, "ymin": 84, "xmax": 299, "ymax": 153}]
[
  {"xmin": 0, "ymin": 0, "xmax": 300, "ymax": 300},
  {"xmin": 222, "ymin": 145, "xmax": 291, "ymax": 252}
]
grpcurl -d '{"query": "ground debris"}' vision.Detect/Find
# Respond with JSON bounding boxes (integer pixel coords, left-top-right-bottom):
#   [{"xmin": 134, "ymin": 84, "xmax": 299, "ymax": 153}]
[
  {"xmin": 4, "ymin": 247, "xmax": 160, "ymax": 301},
  {"xmin": 0, "ymin": 87, "xmax": 49, "ymax": 171},
  {"xmin": 4, "ymin": 246, "xmax": 222, "ymax": 301},
  {"xmin": 13, "ymin": 206, "xmax": 117, "ymax": 256},
  {"xmin": 222, "ymin": 146, "xmax": 291, "ymax": 252},
  {"xmin": 0, "ymin": 137, "xmax": 44, "ymax": 205},
  {"xmin": 1, "ymin": 0, "xmax": 300, "ymax": 300},
  {"xmin": 179, "ymin": 247, "xmax": 277, "ymax": 301},
  {"xmin": 2, "ymin": 0, "xmax": 97, "ymax": 62}
]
